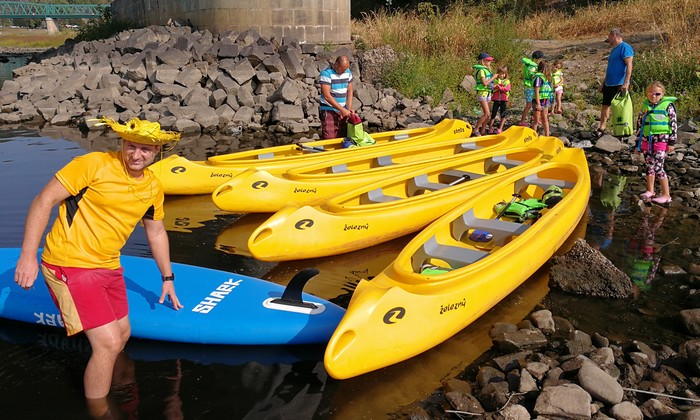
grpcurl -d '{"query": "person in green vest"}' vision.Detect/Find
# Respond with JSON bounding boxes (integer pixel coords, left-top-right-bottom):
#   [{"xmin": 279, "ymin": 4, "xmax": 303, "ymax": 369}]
[
  {"xmin": 531, "ymin": 60, "xmax": 553, "ymax": 136},
  {"xmin": 551, "ymin": 59, "xmax": 565, "ymax": 115},
  {"xmin": 636, "ymin": 81, "xmax": 677, "ymax": 205},
  {"xmin": 517, "ymin": 50, "xmax": 544, "ymax": 126},
  {"xmin": 472, "ymin": 52, "xmax": 498, "ymax": 136},
  {"xmin": 626, "ymin": 206, "xmax": 666, "ymax": 294}
]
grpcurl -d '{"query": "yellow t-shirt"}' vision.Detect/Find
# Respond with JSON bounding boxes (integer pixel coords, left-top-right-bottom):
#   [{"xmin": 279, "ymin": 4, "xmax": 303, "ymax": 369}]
[{"xmin": 42, "ymin": 151, "xmax": 165, "ymax": 269}]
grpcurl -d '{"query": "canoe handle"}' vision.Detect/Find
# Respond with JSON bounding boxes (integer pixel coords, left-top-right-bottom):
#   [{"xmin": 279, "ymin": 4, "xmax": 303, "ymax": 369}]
[{"xmin": 270, "ymin": 268, "xmax": 320, "ymax": 309}]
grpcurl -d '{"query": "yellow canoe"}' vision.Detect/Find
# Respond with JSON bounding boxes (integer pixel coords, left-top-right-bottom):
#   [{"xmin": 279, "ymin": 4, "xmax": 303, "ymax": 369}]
[
  {"xmin": 149, "ymin": 119, "xmax": 471, "ymax": 195},
  {"xmin": 212, "ymin": 126, "xmax": 537, "ymax": 213},
  {"xmin": 323, "ymin": 147, "xmax": 591, "ymax": 379},
  {"xmin": 247, "ymin": 136, "xmax": 564, "ymax": 261}
]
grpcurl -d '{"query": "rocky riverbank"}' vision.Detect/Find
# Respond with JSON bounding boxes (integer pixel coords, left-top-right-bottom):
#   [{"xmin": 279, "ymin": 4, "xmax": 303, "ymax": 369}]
[{"xmin": 401, "ymin": 306, "xmax": 700, "ymax": 419}]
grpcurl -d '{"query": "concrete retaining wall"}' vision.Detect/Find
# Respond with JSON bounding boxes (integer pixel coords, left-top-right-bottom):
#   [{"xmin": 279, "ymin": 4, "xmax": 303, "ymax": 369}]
[{"xmin": 111, "ymin": 0, "xmax": 351, "ymax": 44}]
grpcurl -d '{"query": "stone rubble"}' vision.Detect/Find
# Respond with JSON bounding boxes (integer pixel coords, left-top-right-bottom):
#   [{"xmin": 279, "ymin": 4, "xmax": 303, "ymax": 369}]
[
  {"xmin": 0, "ymin": 25, "xmax": 449, "ymax": 136},
  {"xmin": 404, "ymin": 309, "xmax": 700, "ymax": 419}
]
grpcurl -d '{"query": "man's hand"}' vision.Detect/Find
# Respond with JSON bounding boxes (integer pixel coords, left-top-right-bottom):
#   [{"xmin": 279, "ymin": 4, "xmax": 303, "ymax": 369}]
[
  {"xmin": 160, "ymin": 281, "xmax": 183, "ymax": 310},
  {"xmin": 14, "ymin": 252, "xmax": 39, "ymax": 290}
]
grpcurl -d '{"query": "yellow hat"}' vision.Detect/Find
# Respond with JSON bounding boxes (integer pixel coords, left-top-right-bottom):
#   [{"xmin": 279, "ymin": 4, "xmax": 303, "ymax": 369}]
[{"xmin": 92, "ymin": 117, "xmax": 181, "ymax": 146}]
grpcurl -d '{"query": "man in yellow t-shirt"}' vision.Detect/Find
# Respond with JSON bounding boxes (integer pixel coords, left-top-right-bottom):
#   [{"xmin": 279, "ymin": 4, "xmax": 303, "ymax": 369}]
[{"xmin": 13, "ymin": 119, "xmax": 182, "ymax": 417}]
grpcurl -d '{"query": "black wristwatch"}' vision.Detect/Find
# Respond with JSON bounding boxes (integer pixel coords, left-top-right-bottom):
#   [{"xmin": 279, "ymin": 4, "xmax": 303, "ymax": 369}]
[{"xmin": 162, "ymin": 273, "xmax": 175, "ymax": 282}]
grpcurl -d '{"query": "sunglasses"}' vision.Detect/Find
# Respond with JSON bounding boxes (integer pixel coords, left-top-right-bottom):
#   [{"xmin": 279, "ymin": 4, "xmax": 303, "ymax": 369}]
[{"xmin": 648, "ymin": 92, "xmax": 662, "ymax": 96}]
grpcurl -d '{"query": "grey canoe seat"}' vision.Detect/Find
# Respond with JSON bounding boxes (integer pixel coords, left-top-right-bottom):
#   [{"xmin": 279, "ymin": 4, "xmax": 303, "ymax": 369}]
[
  {"xmin": 257, "ymin": 152, "xmax": 275, "ymax": 159},
  {"xmin": 515, "ymin": 173, "xmax": 576, "ymax": 192},
  {"xmin": 376, "ymin": 155, "xmax": 394, "ymax": 166},
  {"xmin": 330, "ymin": 163, "xmax": 349, "ymax": 173},
  {"xmin": 411, "ymin": 235, "xmax": 489, "ymax": 272},
  {"xmin": 458, "ymin": 142, "xmax": 482, "ymax": 152},
  {"xmin": 452, "ymin": 209, "xmax": 530, "ymax": 246},
  {"xmin": 485, "ymin": 155, "xmax": 525, "ymax": 170},
  {"xmin": 407, "ymin": 174, "xmax": 448, "ymax": 195},
  {"xmin": 362, "ymin": 187, "xmax": 403, "ymax": 204}
]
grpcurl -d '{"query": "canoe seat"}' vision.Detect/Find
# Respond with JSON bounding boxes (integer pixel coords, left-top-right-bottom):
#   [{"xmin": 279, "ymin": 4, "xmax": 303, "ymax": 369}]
[
  {"xmin": 331, "ymin": 163, "xmax": 348, "ymax": 173},
  {"xmin": 453, "ymin": 209, "xmax": 529, "ymax": 246},
  {"xmin": 411, "ymin": 236, "xmax": 489, "ymax": 272},
  {"xmin": 393, "ymin": 134, "xmax": 410, "ymax": 140},
  {"xmin": 485, "ymin": 155, "xmax": 525, "ymax": 170},
  {"xmin": 515, "ymin": 173, "xmax": 575, "ymax": 193},
  {"xmin": 257, "ymin": 152, "xmax": 274, "ymax": 159},
  {"xmin": 408, "ymin": 174, "xmax": 448, "ymax": 195},
  {"xmin": 362, "ymin": 188, "xmax": 402, "ymax": 204},
  {"xmin": 458, "ymin": 142, "xmax": 482, "ymax": 152},
  {"xmin": 376, "ymin": 155, "xmax": 394, "ymax": 166}
]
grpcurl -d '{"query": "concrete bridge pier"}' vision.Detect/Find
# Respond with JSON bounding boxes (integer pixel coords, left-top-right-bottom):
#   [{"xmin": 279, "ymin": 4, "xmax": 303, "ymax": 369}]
[{"xmin": 45, "ymin": 17, "xmax": 59, "ymax": 35}]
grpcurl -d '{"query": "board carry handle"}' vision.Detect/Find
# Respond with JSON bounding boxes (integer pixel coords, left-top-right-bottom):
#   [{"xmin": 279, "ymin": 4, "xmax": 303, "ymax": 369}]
[{"xmin": 270, "ymin": 268, "xmax": 320, "ymax": 309}]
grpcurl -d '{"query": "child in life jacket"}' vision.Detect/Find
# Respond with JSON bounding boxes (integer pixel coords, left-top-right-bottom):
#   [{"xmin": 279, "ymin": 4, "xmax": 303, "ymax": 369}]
[
  {"xmin": 551, "ymin": 60, "xmax": 564, "ymax": 115},
  {"xmin": 636, "ymin": 81, "xmax": 677, "ymax": 205},
  {"xmin": 531, "ymin": 60, "xmax": 553, "ymax": 136},
  {"xmin": 488, "ymin": 66, "xmax": 511, "ymax": 134},
  {"xmin": 472, "ymin": 52, "xmax": 498, "ymax": 136}
]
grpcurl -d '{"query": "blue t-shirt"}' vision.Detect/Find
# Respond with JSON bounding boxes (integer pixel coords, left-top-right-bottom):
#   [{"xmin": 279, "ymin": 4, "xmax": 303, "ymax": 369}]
[{"xmin": 605, "ymin": 41, "xmax": 634, "ymax": 86}]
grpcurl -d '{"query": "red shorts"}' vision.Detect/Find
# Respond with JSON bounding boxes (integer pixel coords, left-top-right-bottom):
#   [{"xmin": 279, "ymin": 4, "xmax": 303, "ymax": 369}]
[
  {"xmin": 320, "ymin": 110, "xmax": 347, "ymax": 139},
  {"xmin": 41, "ymin": 262, "xmax": 128, "ymax": 335}
]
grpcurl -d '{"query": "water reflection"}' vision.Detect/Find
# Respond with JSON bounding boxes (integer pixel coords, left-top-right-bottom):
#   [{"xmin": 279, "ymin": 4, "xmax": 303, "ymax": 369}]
[
  {"xmin": 626, "ymin": 206, "xmax": 667, "ymax": 293},
  {"xmin": 588, "ymin": 172, "xmax": 627, "ymax": 251},
  {"xmin": 2, "ymin": 129, "xmax": 700, "ymax": 418}
]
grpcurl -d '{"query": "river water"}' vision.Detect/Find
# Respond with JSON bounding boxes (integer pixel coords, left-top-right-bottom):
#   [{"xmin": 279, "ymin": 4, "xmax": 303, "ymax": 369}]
[{"xmin": 0, "ymin": 130, "xmax": 698, "ymax": 418}]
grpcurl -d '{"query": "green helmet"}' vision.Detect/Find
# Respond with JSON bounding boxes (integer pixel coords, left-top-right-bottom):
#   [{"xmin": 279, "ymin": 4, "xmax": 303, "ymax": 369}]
[{"xmin": 542, "ymin": 185, "xmax": 564, "ymax": 207}]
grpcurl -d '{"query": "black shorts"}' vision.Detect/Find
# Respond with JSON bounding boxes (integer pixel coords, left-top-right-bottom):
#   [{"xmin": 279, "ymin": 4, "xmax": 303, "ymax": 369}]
[
  {"xmin": 601, "ymin": 84, "xmax": 622, "ymax": 106},
  {"xmin": 490, "ymin": 100, "xmax": 508, "ymax": 119}
]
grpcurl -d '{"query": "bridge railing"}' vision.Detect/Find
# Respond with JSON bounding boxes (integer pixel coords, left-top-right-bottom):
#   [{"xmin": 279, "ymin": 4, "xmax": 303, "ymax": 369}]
[{"xmin": 0, "ymin": 1, "xmax": 109, "ymax": 19}]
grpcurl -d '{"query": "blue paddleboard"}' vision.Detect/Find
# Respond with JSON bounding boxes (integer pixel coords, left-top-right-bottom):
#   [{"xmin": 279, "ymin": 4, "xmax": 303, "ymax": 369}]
[{"xmin": 0, "ymin": 248, "xmax": 345, "ymax": 345}]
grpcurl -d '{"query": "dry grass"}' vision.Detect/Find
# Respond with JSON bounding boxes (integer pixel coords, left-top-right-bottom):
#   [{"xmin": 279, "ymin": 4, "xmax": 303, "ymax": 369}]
[
  {"xmin": 353, "ymin": 2, "xmax": 492, "ymax": 57},
  {"xmin": 519, "ymin": 0, "xmax": 700, "ymax": 53},
  {"xmin": 0, "ymin": 28, "xmax": 77, "ymax": 48}
]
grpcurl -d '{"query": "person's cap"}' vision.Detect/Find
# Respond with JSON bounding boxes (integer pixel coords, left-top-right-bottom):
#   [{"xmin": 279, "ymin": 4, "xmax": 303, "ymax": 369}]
[
  {"xmin": 532, "ymin": 50, "xmax": 544, "ymax": 59},
  {"xmin": 478, "ymin": 52, "xmax": 494, "ymax": 61}
]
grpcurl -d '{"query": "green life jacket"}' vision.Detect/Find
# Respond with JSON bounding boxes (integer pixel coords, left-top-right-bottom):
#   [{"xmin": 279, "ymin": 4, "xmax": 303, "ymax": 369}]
[
  {"xmin": 640, "ymin": 96, "xmax": 677, "ymax": 136},
  {"xmin": 533, "ymin": 72, "xmax": 553, "ymax": 100},
  {"xmin": 552, "ymin": 70, "xmax": 563, "ymax": 87},
  {"xmin": 473, "ymin": 64, "xmax": 493, "ymax": 92},
  {"xmin": 493, "ymin": 186, "xmax": 563, "ymax": 222},
  {"xmin": 521, "ymin": 57, "xmax": 538, "ymax": 88},
  {"xmin": 493, "ymin": 198, "xmax": 548, "ymax": 222}
]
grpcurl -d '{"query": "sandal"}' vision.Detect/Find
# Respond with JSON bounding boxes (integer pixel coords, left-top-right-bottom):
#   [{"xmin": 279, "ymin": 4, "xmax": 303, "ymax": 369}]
[
  {"xmin": 651, "ymin": 196, "xmax": 672, "ymax": 204},
  {"xmin": 640, "ymin": 191, "xmax": 654, "ymax": 200},
  {"xmin": 595, "ymin": 129, "xmax": 605, "ymax": 138}
]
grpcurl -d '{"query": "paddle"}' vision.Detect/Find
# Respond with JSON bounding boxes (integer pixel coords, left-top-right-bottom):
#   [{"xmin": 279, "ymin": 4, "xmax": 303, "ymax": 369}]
[
  {"xmin": 296, "ymin": 145, "xmax": 326, "ymax": 153},
  {"xmin": 447, "ymin": 174, "xmax": 471, "ymax": 186},
  {"xmin": 495, "ymin": 193, "xmax": 522, "ymax": 220}
]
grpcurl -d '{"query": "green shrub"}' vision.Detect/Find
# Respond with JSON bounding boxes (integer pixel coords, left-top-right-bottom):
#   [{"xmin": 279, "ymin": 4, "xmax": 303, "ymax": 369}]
[
  {"xmin": 632, "ymin": 50, "xmax": 700, "ymax": 118},
  {"xmin": 75, "ymin": 8, "xmax": 135, "ymax": 42}
]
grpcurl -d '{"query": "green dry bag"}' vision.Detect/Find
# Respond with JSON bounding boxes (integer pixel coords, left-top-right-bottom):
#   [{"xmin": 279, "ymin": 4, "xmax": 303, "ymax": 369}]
[
  {"xmin": 611, "ymin": 91, "xmax": 634, "ymax": 137},
  {"xmin": 346, "ymin": 114, "xmax": 376, "ymax": 147}
]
